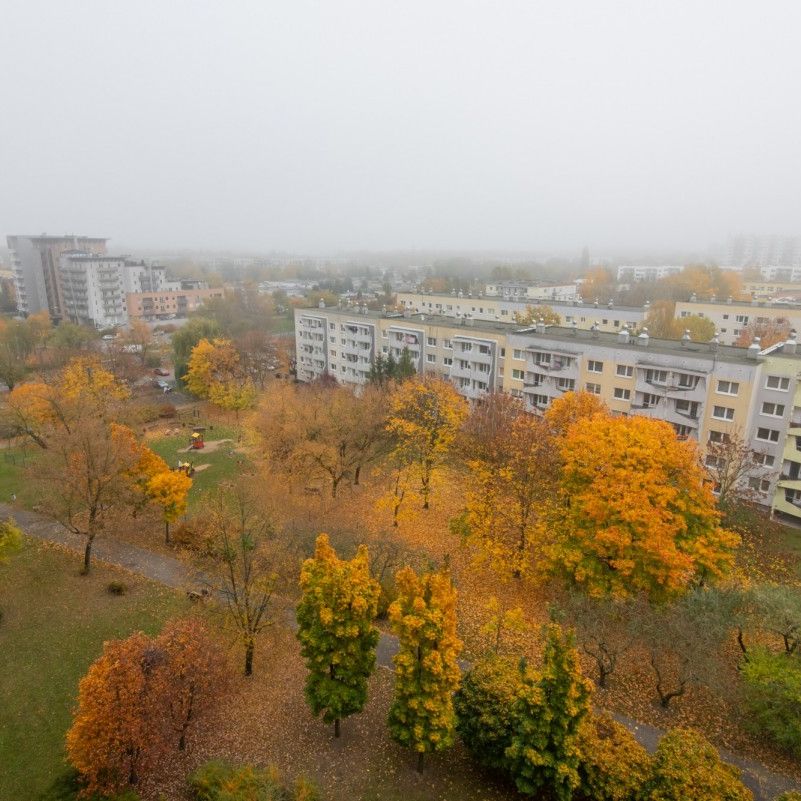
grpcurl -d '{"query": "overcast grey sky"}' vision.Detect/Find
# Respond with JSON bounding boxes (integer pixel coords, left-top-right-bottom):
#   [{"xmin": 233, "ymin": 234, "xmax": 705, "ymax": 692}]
[{"xmin": 1, "ymin": 0, "xmax": 799, "ymax": 255}]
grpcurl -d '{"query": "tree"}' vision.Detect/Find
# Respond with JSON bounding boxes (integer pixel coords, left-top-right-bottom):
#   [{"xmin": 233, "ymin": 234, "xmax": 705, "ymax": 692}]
[
  {"xmin": 145, "ymin": 469, "xmax": 192, "ymax": 543},
  {"xmin": 172, "ymin": 317, "xmax": 221, "ymax": 381},
  {"xmin": 203, "ymin": 489, "xmax": 282, "ymax": 675},
  {"xmin": 387, "ymin": 376, "xmax": 468, "ymax": 509},
  {"xmin": 579, "ymin": 267, "xmax": 616, "ymax": 302},
  {"xmin": 184, "ymin": 338, "xmax": 257, "ymax": 415},
  {"xmin": 643, "ymin": 728, "xmax": 752, "ymax": 801},
  {"xmin": 549, "ymin": 415, "xmax": 739, "ymax": 600},
  {"xmin": 296, "ymin": 534, "xmax": 380, "ymax": 737},
  {"xmin": 506, "ymin": 624, "xmax": 592, "ymax": 801},
  {"xmin": 577, "ymin": 713, "xmax": 651, "ymax": 801},
  {"xmin": 388, "ymin": 566, "xmax": 462, "ymax": 772},
  {"xmin": 459, "ymin": 391, "xmax": 525, "ymax": 466},
  {"xmin": 704, "ymin": 429, "xmax": 772, "ymax": 513},
  {"xmin": 122, "ymin": 320, "xmax": 155, "ymax": 366},
  {"xmin": 543, "ymin": 390, "xmax": 609, "ymax": 438},
  {"xmin": 367, "ymin": 347, "xmax": 416, "ymax": 386},
  {"xmin": 513, "ymin": 305, "xmax": 562, "ymax": 326},
  {"xmin": 645, "ymin": 301, "xmax": 716, "ymax": 341},
  {"xmin": 234, "ymin": 329, "xmax": 279, "ymax": 389},
  {"xmin": 463, "ymin": 413, "xmax": 558, "ymax": 578},
  {"xmin": 0, "ymin": 318, "xmax": 37, "ymax": 389},
  {"xmin": 66, "ymin": 621, "xmax": 229, "ymax": 796},
  {"xmin": 735, "ymin": 317, "xmax": 791, "ymax": 348},
  {"xmin": 454, "ymin": 655, "xmax": 522, "ymax": 772},
  {"xmin": 748, "ymin": 584, "xmax": 801, "ymax": 656}
]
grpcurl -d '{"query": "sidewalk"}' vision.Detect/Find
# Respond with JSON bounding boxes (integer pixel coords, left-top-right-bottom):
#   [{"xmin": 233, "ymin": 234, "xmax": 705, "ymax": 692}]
[{"xmin": 3, "ymin": 503, "xmax": 798, "ymax": 801}]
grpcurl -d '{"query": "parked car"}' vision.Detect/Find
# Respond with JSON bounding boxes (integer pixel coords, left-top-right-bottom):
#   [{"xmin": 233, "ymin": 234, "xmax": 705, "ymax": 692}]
[
  {"xmin": 101, "ymin": 334, "xmax": 115, "ymax": 341},
  {"xmin": 153, "ymin": 368, "xmax": 170, "ymax": 376}
]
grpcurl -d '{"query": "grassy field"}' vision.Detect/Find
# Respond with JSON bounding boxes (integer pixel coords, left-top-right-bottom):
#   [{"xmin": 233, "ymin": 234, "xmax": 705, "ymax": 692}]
[
  {"xmin": 0, "ymin": 445, "xmax": 38, "ymax": 506},
  {"xmin": 147, "ymin": 424, "xmax": 247, "ymax": 509},
  {"xmin": 0, "ymin": 538, "xmax": 190, "ymax": 800}
]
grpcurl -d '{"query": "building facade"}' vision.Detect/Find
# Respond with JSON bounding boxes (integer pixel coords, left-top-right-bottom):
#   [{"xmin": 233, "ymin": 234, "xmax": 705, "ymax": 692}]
[
  {"xmin": 725, "ymin": 236, "xmax": 801, "ymax": 269},
  {"xmin": 59, "ymin": 252, "xmax": 128, "ymax": 329},
  {"xmin": 675, "ymin": 298, "xmax": 801, "ymax": 346},
  {"xmin": 126, "ymin": 286, "xmax": 224, "ymax": 321},
  {"xmin": 396, "ymin": 291, "xmax": 646, "ymax": 333},
  {"xmin": 295, "ymin": 305, "xmax": 801, "ymax": 517},
  {"xmin": 7, "ymin": 234, "xmax": 107, "ymax": 317},
  {"xmin": 483, "ymin": 282, "xmax": 578, "ymax": 301},
  {"xmin": 616, "ymin": 265, "xmax": 683, "ymax": 282}
]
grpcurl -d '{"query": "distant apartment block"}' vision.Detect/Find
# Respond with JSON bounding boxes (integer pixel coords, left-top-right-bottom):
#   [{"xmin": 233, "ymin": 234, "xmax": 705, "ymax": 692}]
[
  {"xmin": 395, "ymin": 291, "xmax": 646, "ymax": 333},
  {"xmin": 7, "ymin": 234, "xmax": 107, "ymax": 317},
  {"xmin": 758, "ymin": 265, "xmax": 801, "ymax": 283},
  {"xmin": 616, "ymin": 265, "xmax": 683, "ymax": 282},
  {"xmin": 675, "ymin": 298, "xmax": 801, "ymax": 346},
  {"xmin": 127, "ymin": 287, "xmax": 223, "ymax": 321},
  {"xmin": 59, "ymin": 252, "xmax": 129, "ymax": 329},
  {"xmin": 295, "ymin": 304, "xmax": 801, "ymax": 521},
  {"xmin": 483, "ymin": 281, "xmax": 578, "ymax": 301},
  {"xmin": 744, "ymin": 280, "xmax": 801, "ymax": 300},
  {"xmin": 725, "ymin": 236, "xmax": 801, "ymax": 269}
]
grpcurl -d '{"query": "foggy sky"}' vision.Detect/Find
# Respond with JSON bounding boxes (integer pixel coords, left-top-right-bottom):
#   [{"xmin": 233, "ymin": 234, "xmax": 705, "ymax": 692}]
[{"xmin": 2, "ymin": 0, "xmax": 799, "ymax": 255}]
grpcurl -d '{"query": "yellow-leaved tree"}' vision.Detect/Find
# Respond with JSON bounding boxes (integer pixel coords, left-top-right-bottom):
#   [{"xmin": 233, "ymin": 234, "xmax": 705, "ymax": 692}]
[
  {"xmin": 549, "ymin": 415, "xmax": 739, "ymax": 600},
  {"xmin": 386, "ymin": 376, "xmax": 468, "ymax": 509},
  {"xmin": 512, "ymin": 305, "xmax": 562, "ymax": 326},
  {"xmin": 184, "ymin": 338, "xmax": 257, "ymax": 416}
]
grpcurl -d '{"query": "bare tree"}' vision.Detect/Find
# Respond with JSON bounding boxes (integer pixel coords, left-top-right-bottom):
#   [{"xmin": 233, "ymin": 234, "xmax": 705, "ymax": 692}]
[{"xmin": 704, "ymin": 427, "xmax": 771, "ymax": 511}]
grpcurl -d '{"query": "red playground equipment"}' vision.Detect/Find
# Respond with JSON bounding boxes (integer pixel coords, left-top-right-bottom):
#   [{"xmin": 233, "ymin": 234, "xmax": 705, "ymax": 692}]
[{"xmin": 190, "ymin": 427, "xmax": 205, "ymax": 450}]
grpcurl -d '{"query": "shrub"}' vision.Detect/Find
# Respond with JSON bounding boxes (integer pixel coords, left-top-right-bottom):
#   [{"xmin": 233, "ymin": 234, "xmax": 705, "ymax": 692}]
[
  {"xmin": 106, "ymin": 581, "xmax": 127, "ymax": 596},
  {"xmin": 643, "ymin": 728, "xmax": 752, "ymax": 801},
  {"xmin": 188, "ymin": 760, "xmax": 285, "ymax": 801},
  {"xmin": 159, "ymin": 403, "xmax": 177, "ymax": 418},
  {"xmin": 454, "ymin": 655, "xmax": 521, "ymax": 772},
  {"xmin": 741, "ymin": 648, "xmax": 801, "ymax": 757},
  {"xmin": 576, "ymin": 713, "xmax": 651, "ymax": 801}
]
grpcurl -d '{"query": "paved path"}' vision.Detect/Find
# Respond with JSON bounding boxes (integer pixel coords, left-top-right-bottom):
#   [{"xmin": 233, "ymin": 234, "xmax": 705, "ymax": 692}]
[{"xmin": 3, "ymin": 503, "xmax": 798, "ymax": 801}]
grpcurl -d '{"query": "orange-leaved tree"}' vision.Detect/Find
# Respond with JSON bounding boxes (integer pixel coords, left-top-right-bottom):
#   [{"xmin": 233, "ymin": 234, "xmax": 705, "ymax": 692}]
[
  {"xmin": 67, "ymin": 619, "xmax": 229, "ymax": 796},
  {"xmin": 184, "ymin": 337, "xmax": 257, "ymax": 415},
  {"xmin": 513, "ymin": 305, "xmax": 562, "ymax": 326},
  {"xmin": 549, "ymin": 415, "xmax": 739, "ymax": 600},
  {"xmin": 543, "ymin": 390, "xmax": 609, "ymax": 438},
  {"xmin": 386, "ymin": 376, "xmax": 468, "ymax": 509}
]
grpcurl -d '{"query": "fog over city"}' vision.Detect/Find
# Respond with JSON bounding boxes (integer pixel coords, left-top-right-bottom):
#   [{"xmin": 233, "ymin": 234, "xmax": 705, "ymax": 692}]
[{"xmin": 2, "ymin": 0, "xmax": 799, "ymax": 255}]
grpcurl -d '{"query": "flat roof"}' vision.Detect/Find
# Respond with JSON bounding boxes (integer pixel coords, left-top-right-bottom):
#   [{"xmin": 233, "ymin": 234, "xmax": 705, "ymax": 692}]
[
  {"xmin": 295, "ymin": 306, "xmax": 779, "ymax": 365},
  {"xmin": 395, "ymin": 291, "xmax": 645, "ymax": 313}
]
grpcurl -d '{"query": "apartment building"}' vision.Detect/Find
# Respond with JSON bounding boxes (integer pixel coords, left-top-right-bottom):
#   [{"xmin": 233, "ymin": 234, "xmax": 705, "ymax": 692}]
[
  {"xmin": 616, "ymin": 265, "xmax": 683, "ymax": 282},
  {"xmin": 396, "ymin": 292, "xmax": 646, "ymax": 333},
  {"xmin": 122, "ymin": 261, "xmax": 181, "ymax": 294},
  {"xmin": 126, "ymin": 287, "xmax": 224, "ymax": 321},
  {"xmin": 7, "ymin": 234, "xmax": 107, "ymax": 317},
  {"xmin": 675, "ymin": 298, "xmax": 801, "ymax": 346},
  {"xmin": 59, "ymin": 252, "xmax": 128, "ymax": 329},
  {"xmin": 744, "ymin": 281, "xmax": 801, "ymax": 300},
  {"xmin": 483, "ymin": 281, "xmax": 578, "ymax": 301},
  {"xmin": 295, "ymin": 305, "xmax": 801, "ymax": 514},
  {"xmin": 725, "ymin": 236, "xmax": 801, "ymax": 269}
]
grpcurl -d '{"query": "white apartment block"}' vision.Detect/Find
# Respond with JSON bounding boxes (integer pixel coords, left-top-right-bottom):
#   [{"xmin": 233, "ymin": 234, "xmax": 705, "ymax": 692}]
[
  {"xmin": 122, "ymin": 261, "xmax": 181, "ymax": 294},
  {"xmin": 59, "ymin": 252, "xmax": 128, "ymax": 329},
  {"xmin": 483, "ymin": 282, "xmax": 578, "ymax": 301},
  {"xmin": 616, "ymin": 265, "xmax": 683, "ymax": 282},
  {"xmin": 726, "ymin": 236, "xmax": 801, "ymax": 269},
  {"xmin": 759, "ymin": 265, "xmax": 801, "ymax": 283},
  {"xmin": 396, "ymin": 292, "xmax": 646, "ymax": 333},
  {"xmin": 295, "ymin": 305, "xmax": 801, "ymax": 514}
]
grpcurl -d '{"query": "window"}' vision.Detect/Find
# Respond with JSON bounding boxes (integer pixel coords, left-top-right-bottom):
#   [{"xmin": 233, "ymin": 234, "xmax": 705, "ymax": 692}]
[
  {"xmin": 748, "ymin": 477, "xmax": 771, "ymax": 493},
  {"xmin": 329, "ymin": 322, "xmax": 335, "ymax": 329},
  {"xmin": 382, "ymin": 331, "xmax": 388, "ymax": 338},
  {"xmin": 766, "ymin": 375, "xmax": 790, "ymax": 391},
  {"xmin": 557, "ymin": 378, "xmax": 575, "ymax": 391},
  {"xmin": 753, "ymin": 452, "xmax": 775, "ymax": 467},
  {"xmin": 717, "ymin": 380, "xmax": 739, "ymax": 396},
  {"xmin": 616, "ymin": 364, "xmax": 633, "ymax": 378},
  {"xmin": 712, "ymin": 406, "xmax": 735, "ymax": 421},
  {"xmin": 512, "ymin": 369, "xmax": 524, "ymax": 380},
  {"xmin": 500, "ymin": 348, "xmax": 505, "ymax": 357},
  {"xmin": 443, "ymin": 339, "xmax": 452, "ymax": 349},
  {"xmin": 381, "ymin": 346, "xmax": 388, "ymax": 354},
  {"xmin": 723, "ymin": 314, "xmax": 729, "ymax": 320},
  {"xmin": 705, "ymin": 454, "xmax": 723, "ymax": 468},
  {"xmin": 588, "ymin": 360, "xmax": 603, "ymax": 373},
  {"xmin": 761, "ymin": 402, "xmax": 785, "ymax": 417},
  {"xmin": 585, "ymin": 382, "xmax": 601, "ymax": 395},
  {"xmin": 735, "ymin": 314, "xmax": 749, "ymax": 323},
  {"xmin": 426, "ymin": 354, "xmax": 436, "ymax": 363},
  {"xmin": 673, "ymin": 423, "xmax": 692, "ymax": 438},
  {"xmin": 756, "ymin": 427, "xmax": 780, "ymax": 443},
  {"xmin": 513, "ymin": 349, "xmax": 523, "ymax": 359},
  {"xmin": 443, "ymin": 356, "xmax": 453, "ymax": 366},
  {"xmin": 642, "ymin": 392, "xmax": 660, "ymax": 408},
  {"xmin": 645, "ymin": 369, "xmax": 668, "ymax": 384},
  {"xmin": 677, "ymin": 373, "xmax": 698, "ymax": 389},
  {"xmin": 427, "ymin": 337, "xmax": 437, "ymax": 346},
  {"xmin": 329, "ymin": 349, "xmax": 336, "ymax": 357},
  {"xmin": 613, "ymin": 387, "xmax": 631, "ymax": 401},
  {"xmin": 510, "ymin": 388, "xmax": 523, "ymax": 398}
]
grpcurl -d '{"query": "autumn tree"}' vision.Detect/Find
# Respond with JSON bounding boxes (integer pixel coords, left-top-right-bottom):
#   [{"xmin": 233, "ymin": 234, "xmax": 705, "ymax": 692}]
[
  {"xmin": 0, "ymin": 317, "xmax": 37, "ymax": 389},
  {"xmin": 386, "ymin": 376, "xmax": 468, "ymax": 509},
  {"xmin": 296, "ymin": 534, "xmax": 380, "ymax": 737},
  {"xmin": 66, "ymin": 621, "xmax": 229, "ymax": 796},
  {"xmin": 367, "ymin": 347, "xmax": 416, "ymax": 386},
  {"xmin": 549, "ymin": 415, "xmax": 739, "ymax": 600},
  {"xmin": 184, "ymin": 337, "xmax": 257, "ymax": 415},
  {"xmin": 172, "ymin": 317, "xmax": 221, "ymax": 381},
  {"xmin": 506, "ymin": 624, "xmax": 592, "ymax": 801},
  {"xmin": 202, "ymin": 489, "xmax": 283, "ymax": 675},
  {"xmin": 513, "ymin": 305, "xmax": 562, "ymax": 326},
  {"xmin": 704, "ymin": 428, "xmax": 771, "ymax": 512},
  {"xmin": 643, "ymin": 728, "xmax": 752, "ymax": 801},
  {"xmin": 543, "ymin": 389, "xmax": 609, "ymax": 438},
  {"xmin": 146, "ymin": 469, "xmax": 192, "ymax": 543},
  {"xmin": 735, "ymin": 317, "xmax": 791, "ymax": 348},
  {"xmin": 459, "ymin": 391, "xmax": 524, "ymax": 466},
  {"xmin": 579, "ymin": 267, "xmax": 616, "ymax": 302},
  {"xmin": 645, "ymin": 300, "xmax": 715, "ymax": 341},
  {"xmin": 388, "ymin": 566, "xmax": 462, "ymax": 772}
]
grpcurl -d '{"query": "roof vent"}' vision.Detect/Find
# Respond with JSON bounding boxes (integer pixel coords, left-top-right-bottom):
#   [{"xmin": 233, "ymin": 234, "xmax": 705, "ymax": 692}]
[
  {"xmin": 751, "ymin": 298, "xmax": 759, "ymax": 306},
  {"xmin": 747, "ymin": 336, "xmax": 761, "ymax": 359},
  {"xmin": 681, "ymin": 329, "xmax": 691, "ymax": 347},
  {"xmin": 709, "ymin": 331, "xmax": 720, "ymax": 351},
  {"xmin": 607, "ymin": 299, "xmax": 613, "ymax": 309},
  {"xmin": 570, "ymin": 320, "xmax": 578, "ymax": 336},
  {"xmin": 593, "ymin": 299, "xmax": 599, "ymax": 308},
  {"xmin": 536, "ymin": 318, "xmax": 546, "ymax": 335},
  {"xmin": 643, "ymin": 299, "xmax": 651, "ymax": 310},
  {"xmin": 785, "ymin": 330, "xmax": 798, "ymax": 355},
  {"xmin": 420, "ymin": 314, "xmax": 425, "ymax": 321},
  {"xmin": 591, "ymin": 321, "xmax": 600, "ymax": 338},
  {"xmin": 727, "ymin": 296, "xmax": 733, "ymax": 304},
  {"xmin": 690, "ymin": 293, "xmax": 697, "ymax": 303},
  {"xmin": 576, "ymin": 297, "xmax": 583, "ymax": 305},
  {"xmin": 638, "ymin": 327, "xmax": 650, "ymax": 347},
  {"xmin": 465, "ymin": 315, "xmax": 474, "ymax": 327},
  {"xmin": 710, "ymin": 294, "xmax": 717, "ymax": 303},
  {"xmin": 618, "ymin": 325, "xmax": 630, "ymax": 344},
  {"xmin": 318, "ymin": 299, "xmax": 326, "ymax": 309}
]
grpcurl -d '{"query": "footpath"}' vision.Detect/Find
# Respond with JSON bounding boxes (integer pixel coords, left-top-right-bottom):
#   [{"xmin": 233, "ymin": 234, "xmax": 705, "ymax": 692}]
[{"xmin": 2, "ymin": 503, "xmax": 797, "ymax": 801}]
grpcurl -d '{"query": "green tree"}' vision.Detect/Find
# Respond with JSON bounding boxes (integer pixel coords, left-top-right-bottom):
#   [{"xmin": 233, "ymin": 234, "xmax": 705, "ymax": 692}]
[
  {"xmin": 454, "ymin": 655, "xmax": 521, "ymax": 772},
  {"xmin": 643, "ymin": 728, "xmax": 752, "ymax": 801},
  {"xmin": 388, "ymin": 566, "xmax": 462, "ymax": 772},
  {"xmin": 741, "ymin": 648, "xmax": 801, "ymax": 757},
  {"xmin": 172, "ymin": 317, "xmax": 221, "ymax": 381},
  {"xmin": 505, "ymin": 624, "xmax": 592, "ymax": 801},
  {"xmin": 296, "ymin": 534, "xmax": 380, "ymax": 737}
]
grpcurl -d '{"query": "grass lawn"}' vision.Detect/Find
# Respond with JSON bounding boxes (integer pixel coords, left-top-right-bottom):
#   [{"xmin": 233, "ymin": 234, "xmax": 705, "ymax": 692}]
[
  {"xmin": 0, "ymin": 445, "xmax": 39, "ymax": 507},
  {"xmin": 0, "ymin": 538, "xmax": 190, "ymax": 800},
  {"xmin": 147, "ymin": 424, "xmax": 248, "ymax": 509}
]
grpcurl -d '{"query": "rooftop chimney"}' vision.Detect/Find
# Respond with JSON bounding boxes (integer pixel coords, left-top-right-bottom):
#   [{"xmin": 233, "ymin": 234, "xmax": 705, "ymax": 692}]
[
  {"xmin": 591, "ymin": 321, "xmax": 600, "ymax": 339},
  {"xmin": 570, "ymin": 320, "xmax": 578, "ymax": 336},
  {"xmin": 607, "ymin": 299, "xmax": 613, "ymax": 309},
  {"xmin": 318, "ymin": 299, "xmax": 326, "ymax": 309},
  {"xmin": 618, "ymin": 325, "xmax": 630, "ymax": 344},
  {"xmin": 690, "ymin": 293, "xmax": 697, "ymax": 303},
  {"xmin": 727, "ymin": 296, "xmax": 733, "ymax": 304},
  {"xmin": 638, "ymin": 327, "xmax": 650, "ymax": 347},
  {"xmin": 710, "ymin": 331, "xmax": 720, "ymax": 351},
  {"xmin": 536, "ymin": 318, "xmax": 546, "ymax": 334},
  {"xmin": 681, "ymin": 329, "xmax": 691, "ymax": 347},
  {"xmin": 785, "ymin": 330, "xmax": 798, "ymax": 355},
  {"xmin": 593, "ymin": 299, "xmax": 599, "ymax": 308},
  {"xmin": 747, "ymin": 337, "xmax": 762, "ymax": 359}
]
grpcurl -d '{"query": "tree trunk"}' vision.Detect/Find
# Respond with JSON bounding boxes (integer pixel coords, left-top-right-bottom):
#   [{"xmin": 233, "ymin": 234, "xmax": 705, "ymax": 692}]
[
  {"xmin": 416, "ymin": 751, "xmax": 424, "ymax": 773},
  {"xmin": 82, "ymin": 533, "xmax": 95, "ymax": 574},
  {"xmin": 244, "ymin": 640, "xmax": 255, "ymax": 676},
  {"xmin": 354, "ymin": 464, "xmax": 362, "ymax": 485},
  {"xmin": 165, "ymin": 520, "xmax": 170, "ymax": 545},
  {"xmin": 334, "ymin": 718, "xmax": 340, "ymax": 738}
]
